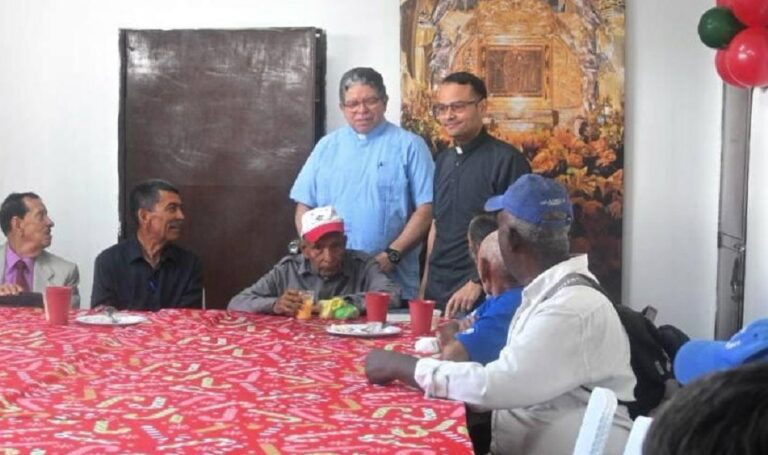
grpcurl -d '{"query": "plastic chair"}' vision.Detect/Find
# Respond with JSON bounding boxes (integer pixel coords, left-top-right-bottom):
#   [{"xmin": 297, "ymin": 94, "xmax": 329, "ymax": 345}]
[
  {"xmin": 572, "ymin": 387, "xmax": 618, "ymax": 455},
  {"xmin": 622, "ymin": 416, "xmax": 653, "ymax": 455}
]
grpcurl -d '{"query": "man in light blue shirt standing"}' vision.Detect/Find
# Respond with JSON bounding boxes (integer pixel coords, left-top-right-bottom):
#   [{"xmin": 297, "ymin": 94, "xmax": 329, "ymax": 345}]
[{"xmin": 290, "ymin": 67, "xmax": 434, "ymax": 301}]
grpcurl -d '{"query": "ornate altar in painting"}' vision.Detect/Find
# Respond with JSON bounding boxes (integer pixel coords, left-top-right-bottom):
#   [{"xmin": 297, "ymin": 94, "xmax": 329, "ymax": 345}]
[{"xmin": 401, "ymin": 0, "xmax": 626, "ymax": 300}]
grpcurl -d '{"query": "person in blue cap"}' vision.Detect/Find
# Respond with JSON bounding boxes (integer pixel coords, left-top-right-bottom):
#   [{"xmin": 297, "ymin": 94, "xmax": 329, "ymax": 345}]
[
  {"xmin": 674, "ymin": 318, "xmax": 768, "ymax": 384},
  {"xmin": 644, "ymin": 360, "xmax": 768, "ymax": 454},
  {"xmin": 365, "ymin": 174, "xmax": 636, "ymax": 454}
]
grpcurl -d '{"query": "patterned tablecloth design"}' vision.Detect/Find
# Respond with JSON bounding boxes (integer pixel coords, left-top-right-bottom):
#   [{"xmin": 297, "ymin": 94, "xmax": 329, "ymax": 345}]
[{"xmin": 0, "ymin": 308, "xmax": 471, "ymax": 454}]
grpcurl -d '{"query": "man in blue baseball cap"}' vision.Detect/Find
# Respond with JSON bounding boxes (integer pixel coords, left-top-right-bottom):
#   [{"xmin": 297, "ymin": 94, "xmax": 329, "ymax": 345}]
[
  {"xmin": 365, "ymin": 174, "xmax": 636, "ymax": 454},
  {"xmin": 674, "ymin": 318, "xmax": 768, "ymax": 385}
]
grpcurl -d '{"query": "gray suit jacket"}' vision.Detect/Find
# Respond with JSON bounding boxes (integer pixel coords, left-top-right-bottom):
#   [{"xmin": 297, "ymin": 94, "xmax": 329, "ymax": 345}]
[{"xmin": 0, "ymin": 243, "xmax": 80, "ymax": 308}]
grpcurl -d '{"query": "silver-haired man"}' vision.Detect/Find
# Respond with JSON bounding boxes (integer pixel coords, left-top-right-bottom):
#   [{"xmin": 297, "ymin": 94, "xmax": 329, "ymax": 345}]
[{"xmin": 290, "ymin": 67, "xmax": 434, "ymax": 304}]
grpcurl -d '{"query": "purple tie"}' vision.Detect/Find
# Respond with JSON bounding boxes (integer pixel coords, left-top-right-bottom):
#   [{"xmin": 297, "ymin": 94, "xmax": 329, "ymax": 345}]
[{"xmin": 13, "ymin": 260, "xmax": 30, "ymax": 292}]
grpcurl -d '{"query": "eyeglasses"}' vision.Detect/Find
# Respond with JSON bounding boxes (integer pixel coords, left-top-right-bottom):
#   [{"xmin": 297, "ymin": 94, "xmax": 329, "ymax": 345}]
[
  {"xmin": 432, "ymin": 99, "xmax": 482, "ymax": 117},
  {"xmin": 341, "ymin": 96, "xmax": 382, "ymax": 110}
]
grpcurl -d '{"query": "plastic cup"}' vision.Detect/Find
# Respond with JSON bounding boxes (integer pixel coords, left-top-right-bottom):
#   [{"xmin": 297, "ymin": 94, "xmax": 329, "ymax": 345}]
[
  {"xmin": 296, "ymin": 290, "xmax": 314, "ymax": 320},
  {"xmin": 409, "ymin": 299, "xmax": 436, "ymax": 336},
  {"xmin": 44, "ymin": 286, "xmax": 71, "ymax": 325},
  {"xmin": 365, "ymin": 292, "xmax": 390, "ymax": 323}
]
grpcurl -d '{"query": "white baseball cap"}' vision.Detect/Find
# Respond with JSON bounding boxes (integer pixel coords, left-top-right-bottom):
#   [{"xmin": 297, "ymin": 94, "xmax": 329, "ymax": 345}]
[{"xmin": 301, "ymin": 206, "xmax": 344, "ymax": 243}]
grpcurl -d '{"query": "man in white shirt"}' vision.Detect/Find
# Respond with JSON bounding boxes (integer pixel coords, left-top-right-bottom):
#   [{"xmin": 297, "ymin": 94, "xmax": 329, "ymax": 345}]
[{"xmin": 365, "ymin": 174, "xmax": 636, "ymax": 454}]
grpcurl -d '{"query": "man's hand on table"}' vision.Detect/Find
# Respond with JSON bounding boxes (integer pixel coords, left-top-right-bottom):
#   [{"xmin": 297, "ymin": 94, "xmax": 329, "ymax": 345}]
[
  {"xmin": 445, "ymin": 280, "xmax": 482, "ymax": 318},
  {"xmin": 273, "ymin": 289, "xmax": 303, "ymax": 316},
  {"xmin": 365, "ymin": 349, "xmax": 420, "ymax": 389},
  {"xmin": 0, "ymin": 283, "xmax": 23, "ymax": 296}
]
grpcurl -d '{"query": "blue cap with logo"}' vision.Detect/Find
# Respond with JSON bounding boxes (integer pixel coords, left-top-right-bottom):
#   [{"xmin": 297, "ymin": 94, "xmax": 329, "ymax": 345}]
[
  {"xmin": 674, "ymin": 318, "xmax": 768, "ymax": 385},
  {"xmin": 484, "ymin": 174, "xmax": 573, "ymax": 228}
]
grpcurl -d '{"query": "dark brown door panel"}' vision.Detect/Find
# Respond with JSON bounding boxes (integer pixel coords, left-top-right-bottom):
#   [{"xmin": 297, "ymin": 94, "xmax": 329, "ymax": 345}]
[{"xmin": 120, "ymin": 28, "xmax": 325, "ymax": 309}]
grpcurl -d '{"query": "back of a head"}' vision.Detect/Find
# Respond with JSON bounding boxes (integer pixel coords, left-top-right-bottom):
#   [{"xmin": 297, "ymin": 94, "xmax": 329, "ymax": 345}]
[
  {"xmin": 477, "ymin": 231, "xmax": 515, "ymax": 285},
  {"xmin": 643, "ymin": 361, "xmax": 768, "ymax": 455},
  {"xmin": 338, "ymin": 67, "xmax": 387, "ymax": 102},
  {"xmin": 468, "ymin": 213, "xmax": 498, "ymax": 260},
  {"xmin": 129, "ymin": 179, "xmax": 179, "ymax": 225},
  {"xmin": 477, "ymin": 231, "xmax": 502, "ymax": 268},
  {"xmin": 0, "ymin": 192, "xmax": 40, "ymax": 236}
]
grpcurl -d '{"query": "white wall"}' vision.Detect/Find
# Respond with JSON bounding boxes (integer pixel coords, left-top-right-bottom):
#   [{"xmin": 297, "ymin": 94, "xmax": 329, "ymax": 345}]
[
  {"xmin": 744, "ymin": 89, "xmax": 768, "ymax": 324},
  {"xmin": 0, "ymin": 0, "xmax": 729, "ymax": 337},
  {"xmin": 623, "ymin": 0, "xmax": 723, "ymax": 338},
  {"xmin": 0, "ymin": 0, "xmax": 400, "ymax": 307}
]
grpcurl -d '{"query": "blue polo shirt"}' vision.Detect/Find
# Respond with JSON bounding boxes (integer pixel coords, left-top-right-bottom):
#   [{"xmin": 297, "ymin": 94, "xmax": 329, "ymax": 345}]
[
  {"xmin": 456, "ymin": 287, "xmax": 523, "ymax": 365},
  {"xmin": 290, "ymin": 121, "xmax": 434, "ymax": 299}
]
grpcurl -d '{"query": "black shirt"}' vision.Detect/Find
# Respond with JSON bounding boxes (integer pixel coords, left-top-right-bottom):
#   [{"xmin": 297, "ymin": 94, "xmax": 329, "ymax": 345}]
[
  {"xmin": 91, "ymin": 236, "xmax": 203, "ymax": 311},
  {"xmin": 426, "ymin": 128, "xmax": 530, "ymax": 308}
]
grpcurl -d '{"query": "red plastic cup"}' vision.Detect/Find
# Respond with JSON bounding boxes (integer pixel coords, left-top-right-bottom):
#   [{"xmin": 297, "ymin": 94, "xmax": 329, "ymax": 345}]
[
  {"xmin": 409, "ymin": 299, "xmax": 436, "ymax": 336},
  {"xmin": 365, "ymin": 292, "xmax": 390, "ymax": 323},
  {"xmin": 44, "ymin": 286, "xmax": 72, "ymax": 325}
]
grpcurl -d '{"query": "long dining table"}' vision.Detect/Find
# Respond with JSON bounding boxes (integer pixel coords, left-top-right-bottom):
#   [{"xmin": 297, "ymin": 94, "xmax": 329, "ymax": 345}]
[{"xmin": 0, "ymin": 307, "xmax": 472, "ymax": 454}]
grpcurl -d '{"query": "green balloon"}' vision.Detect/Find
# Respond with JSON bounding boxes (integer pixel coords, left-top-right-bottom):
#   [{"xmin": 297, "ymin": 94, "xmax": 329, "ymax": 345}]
[{"xmin": 698, "ymin": 7, "xmax": 746, "ymax": 49}]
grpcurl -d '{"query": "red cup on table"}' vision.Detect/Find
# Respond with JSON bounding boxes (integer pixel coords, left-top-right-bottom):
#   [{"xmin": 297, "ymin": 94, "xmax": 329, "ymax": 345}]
[
  {"xmin": 44, "ymin": 286, "xmax": 71, "ymax": 325},
  {"xmin": 365, "ymin": 292, "xmax": 390, "ymax": 323},
  {"xmin": 409, "ymin": 299, "xmax": 436, "ymax": 336}
]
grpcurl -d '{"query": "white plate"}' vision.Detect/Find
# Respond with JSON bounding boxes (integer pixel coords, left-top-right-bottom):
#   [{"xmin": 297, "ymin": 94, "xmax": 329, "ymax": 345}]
[
  {"xmin": 326, "ymin": 323, "xmax": 401, "ymax": 338},
  {"xmin": 75, "ymin": 313, "xmax": 147, "ymax": 326}
]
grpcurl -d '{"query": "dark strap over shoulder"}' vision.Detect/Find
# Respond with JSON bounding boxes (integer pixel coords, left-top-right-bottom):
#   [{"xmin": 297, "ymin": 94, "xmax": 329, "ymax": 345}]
[
  {"xmin": 542, "ymin": 272, "xmax": 607, "ymax": 302},
  {"xmin": 543, "ymin": 272, "xmax": 674, "ymax": 418}
]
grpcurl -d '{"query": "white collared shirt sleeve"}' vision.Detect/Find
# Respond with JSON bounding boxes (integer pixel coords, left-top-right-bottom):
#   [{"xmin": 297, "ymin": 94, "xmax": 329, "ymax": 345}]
[{"xmin": 414, "ymin": 286, "xmax": 633, "ymax": 408}]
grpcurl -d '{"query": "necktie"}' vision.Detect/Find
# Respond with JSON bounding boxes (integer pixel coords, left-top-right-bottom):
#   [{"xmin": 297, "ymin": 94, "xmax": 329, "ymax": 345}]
[{"xmin": 13, "ymin": 260, "xmax": 30, "ymax": 292}]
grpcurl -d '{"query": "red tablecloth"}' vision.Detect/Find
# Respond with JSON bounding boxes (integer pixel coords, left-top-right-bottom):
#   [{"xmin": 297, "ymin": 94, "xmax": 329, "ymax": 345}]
[{"xmin": 0, "ymin": 308, "xmax": 471, "ymax": 454}]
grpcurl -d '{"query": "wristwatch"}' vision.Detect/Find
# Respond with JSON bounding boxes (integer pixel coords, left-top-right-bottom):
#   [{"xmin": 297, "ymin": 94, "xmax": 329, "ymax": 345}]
[
  {"xmin": 470, "ymin": 276, "xmax": 482, "ymax": 285},
  {"xmin": 385, "ymin": 247, "xmax": 402, "ymax": 265}
]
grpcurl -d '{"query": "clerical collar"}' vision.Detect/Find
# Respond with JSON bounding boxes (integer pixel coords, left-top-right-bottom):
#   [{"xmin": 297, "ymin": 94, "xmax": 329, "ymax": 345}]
[
  {"xmin": 352, "ymin": 121, "xmax": 388, "ymax": 141},
  {"xmin": 454, "ymin": 128, "xmax": 490, "ymax": 155}
]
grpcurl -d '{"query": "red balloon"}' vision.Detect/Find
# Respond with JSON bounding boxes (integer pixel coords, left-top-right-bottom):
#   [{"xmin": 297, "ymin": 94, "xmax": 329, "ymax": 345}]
[
  {"xmin": 716, "ymin": 0, "xmax": 733, "ymax": 7},
  {"xmin": 724, "ymin": 28, "xmax": 768, "ymax": 87},
  {"xmin": 715, "ymin": 50, "xmax": 748, "ymax": 87},
  {"xmin": 731, "ymin": 0, "xmax": 768, "ymax": 26}
]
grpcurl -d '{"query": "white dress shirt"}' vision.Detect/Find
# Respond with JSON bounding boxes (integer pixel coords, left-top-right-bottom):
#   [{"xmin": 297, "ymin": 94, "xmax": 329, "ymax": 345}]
[{"xmin": 413, "ymin": 255, "xmax": 636, "ymax": 454}]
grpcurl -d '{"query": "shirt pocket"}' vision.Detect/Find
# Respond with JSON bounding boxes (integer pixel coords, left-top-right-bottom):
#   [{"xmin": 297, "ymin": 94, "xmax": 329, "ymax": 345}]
[
  {"xmin": 376, "ymin": 160, "xmax": 407, "ymax": 206},
  {"xmin": 375, "ymin": 160, "xmax": 409, "ymax": 240}
]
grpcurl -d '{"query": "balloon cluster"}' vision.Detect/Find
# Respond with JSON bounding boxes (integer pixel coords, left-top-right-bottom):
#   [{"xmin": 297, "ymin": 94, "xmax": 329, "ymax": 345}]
[{"xmin": 698, "ymin": 0, "xmax": 768, "ymax": 87}]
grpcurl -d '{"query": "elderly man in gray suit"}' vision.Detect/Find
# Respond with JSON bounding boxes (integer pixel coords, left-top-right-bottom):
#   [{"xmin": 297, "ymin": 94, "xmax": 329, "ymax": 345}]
[{"xmin": 0, "ymin": 192, "xmax": 80, "ymax": 307}]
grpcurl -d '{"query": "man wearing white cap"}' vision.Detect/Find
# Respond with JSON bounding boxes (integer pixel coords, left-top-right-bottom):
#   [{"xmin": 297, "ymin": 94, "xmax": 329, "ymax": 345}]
[{"xmin": 228, "ymin": 206, "xmax": 400, "ymax": 315}]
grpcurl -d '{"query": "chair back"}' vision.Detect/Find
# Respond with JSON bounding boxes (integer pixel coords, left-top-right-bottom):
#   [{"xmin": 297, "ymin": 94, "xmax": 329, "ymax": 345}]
[
  {"xmin": 622, "ymin": 416, "xmax": 653, "ymax": 455},
  {"xmin": 572, "ymin": 387, "xmax": 618, "ymax": 455}
]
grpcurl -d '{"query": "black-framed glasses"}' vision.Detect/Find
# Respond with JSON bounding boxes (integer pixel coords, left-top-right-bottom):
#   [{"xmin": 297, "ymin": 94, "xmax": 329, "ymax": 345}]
[
  {"xmin": 341, "ymin": 96, "xmax": 382, "ymax": 110},
  {"xmin": 432, "ymin": 99, "xmax": 482, "ymax": 117}
]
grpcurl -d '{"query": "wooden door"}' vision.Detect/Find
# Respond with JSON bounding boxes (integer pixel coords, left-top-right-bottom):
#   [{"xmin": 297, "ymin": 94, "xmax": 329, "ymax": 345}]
[{"xmin": 119, "ymin": 28, "xmax": 325, "ymax": 309}]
